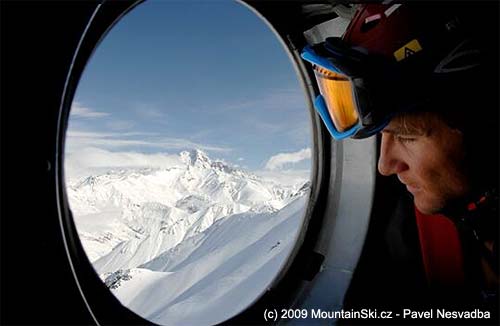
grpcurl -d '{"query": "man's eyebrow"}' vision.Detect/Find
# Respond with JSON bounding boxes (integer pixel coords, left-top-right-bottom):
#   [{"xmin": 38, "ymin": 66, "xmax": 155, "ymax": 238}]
[{"xmin": 382, "ymin": 127, "xmax": 421, "ymax": 136}]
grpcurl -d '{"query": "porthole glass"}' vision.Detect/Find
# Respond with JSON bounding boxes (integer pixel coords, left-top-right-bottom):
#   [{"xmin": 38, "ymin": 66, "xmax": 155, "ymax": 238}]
[{"xmin": 64, "ymin": 0, "xmax": 312, "ymax": 324}]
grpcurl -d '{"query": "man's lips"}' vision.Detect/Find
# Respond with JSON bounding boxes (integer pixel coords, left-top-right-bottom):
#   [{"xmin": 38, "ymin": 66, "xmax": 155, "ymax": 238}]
[
  {"xmin": 397, "ymin": 175, "xmax": 421, "ymax": 193},
  {"xmin": 405, "ymin": 184, "xmax": 421, "ymax": 193}
]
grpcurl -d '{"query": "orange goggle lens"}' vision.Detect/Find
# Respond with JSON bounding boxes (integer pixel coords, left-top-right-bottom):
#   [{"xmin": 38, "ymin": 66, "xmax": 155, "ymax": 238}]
[{"xmin": 313, "ymin": 66, "xmax": 359, "ymax": 132}]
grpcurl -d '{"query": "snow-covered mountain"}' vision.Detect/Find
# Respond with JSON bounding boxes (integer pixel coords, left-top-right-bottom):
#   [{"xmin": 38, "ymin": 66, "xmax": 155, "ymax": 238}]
[
  {"xmin": 67, "ymin": 149, "xmax": 310, "ymax": 325},
  {"xmin": 67, "ymin": 149, "xmax": 308, "ymax": 265},
  {"xmin": 106, "ymin": 196, "xmax": 307, "ymax": 326}
]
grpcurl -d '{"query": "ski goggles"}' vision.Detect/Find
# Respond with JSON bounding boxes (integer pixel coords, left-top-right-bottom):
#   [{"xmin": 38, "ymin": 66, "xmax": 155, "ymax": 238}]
[{"xmin": 301, "ymin": 40, "xmax": 394, "ymax": 140}]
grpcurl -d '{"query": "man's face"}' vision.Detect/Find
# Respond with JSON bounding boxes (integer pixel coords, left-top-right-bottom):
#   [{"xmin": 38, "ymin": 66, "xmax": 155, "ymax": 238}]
[{"xmin": 377, "ymin": 113, "xmax": 469, "ymax": 214}]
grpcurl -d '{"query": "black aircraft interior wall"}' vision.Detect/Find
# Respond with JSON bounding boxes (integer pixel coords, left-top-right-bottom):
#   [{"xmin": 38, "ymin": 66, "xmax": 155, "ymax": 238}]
[
  {"xmin": 1, "ymin": 1, "xmax": 165, "ymax": 324},
  {"xmin": 1, "ymin": 1, "xmax": 383, "ymax": 325},
  {"xmin": 1, "ymin": 1, "xmax": 330, "ymax": 325},
  {"xmin": 1, "ymin": 2, "xmax": 101, "ymax": 325}
]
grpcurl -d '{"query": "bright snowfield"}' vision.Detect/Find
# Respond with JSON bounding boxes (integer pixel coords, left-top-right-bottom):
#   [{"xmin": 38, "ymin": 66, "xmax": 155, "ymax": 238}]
[{"xmin": 67, "ymin": 149, "xmax": 310, "ymax": 325}]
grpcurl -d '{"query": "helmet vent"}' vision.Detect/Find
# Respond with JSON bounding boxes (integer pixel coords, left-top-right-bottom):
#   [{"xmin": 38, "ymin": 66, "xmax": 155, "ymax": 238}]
[
  {"xmin": 361, "ymin": 13, "xmax": 381, "ymax": 33},
  {"xmin": 384, "ymin": 4, "xmax": 402, "ymax": 17}
]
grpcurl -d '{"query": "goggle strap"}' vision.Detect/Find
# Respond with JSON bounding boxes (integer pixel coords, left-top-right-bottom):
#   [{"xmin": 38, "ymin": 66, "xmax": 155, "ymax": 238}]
[
  {"xmin": 314, "ymin": 95, "xmax": 360, "ymax": 140},
  {"xmin": 301, "ymin": 46, "xmax": 344, "ymax": 74}
]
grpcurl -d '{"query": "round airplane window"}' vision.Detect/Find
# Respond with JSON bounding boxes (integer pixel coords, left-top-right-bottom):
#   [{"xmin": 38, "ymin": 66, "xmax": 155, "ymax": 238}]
[{"xmin": 64, "ymin": 0, "xmax": 313, "ymax": 325}]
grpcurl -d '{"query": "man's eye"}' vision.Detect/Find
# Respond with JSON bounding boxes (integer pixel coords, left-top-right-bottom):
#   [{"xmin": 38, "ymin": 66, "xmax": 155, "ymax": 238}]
[{"xmin": 395, "ymin": 136, "xmax": 416, "ymax": 144}]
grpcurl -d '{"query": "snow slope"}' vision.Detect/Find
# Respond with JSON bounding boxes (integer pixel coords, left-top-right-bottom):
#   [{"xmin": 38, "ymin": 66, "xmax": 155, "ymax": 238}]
[
  {"xmin": 67, "ymin": 149, "xmax": 309, "ymax": 325},
  {"xmin": 109, "ymin": 196, "xmax": 306, "ymax": 325}
]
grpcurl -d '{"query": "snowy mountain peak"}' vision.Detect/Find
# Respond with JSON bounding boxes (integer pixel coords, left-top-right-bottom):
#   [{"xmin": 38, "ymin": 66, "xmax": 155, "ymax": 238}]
[
  {"xmin": 179, "ymin": 149, "xmax": 246, "ymax": 177},
  {"xmin": 68, "ymin": 148, "xmax": 312, "ymax": 325},
  {"xmin": 179, "ymin": 149, "xmax": 212, "ymax": 168},
  {"xmin": 75, "ymin": 175, "xmax": 98, "ymax": 188},
  {"xmin": 69, "ymin": 148, "xmax": 311, "ymax": 276}
]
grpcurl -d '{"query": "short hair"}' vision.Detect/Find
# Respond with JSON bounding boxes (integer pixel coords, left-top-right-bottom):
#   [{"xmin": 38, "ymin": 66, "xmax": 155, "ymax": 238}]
[
  {"xmin": 390, "ymin": 104, "xmax": 498, "ymax": 195},
  {"xmin": 391, "ymin": 111, "xmax": 459, "ymax": 137}
]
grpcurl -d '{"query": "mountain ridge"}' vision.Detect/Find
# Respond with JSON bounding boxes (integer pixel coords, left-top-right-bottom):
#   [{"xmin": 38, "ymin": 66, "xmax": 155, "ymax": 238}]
[{"xmin": 68, "ymin": 149, "xmax": 308, "ymax": 266}]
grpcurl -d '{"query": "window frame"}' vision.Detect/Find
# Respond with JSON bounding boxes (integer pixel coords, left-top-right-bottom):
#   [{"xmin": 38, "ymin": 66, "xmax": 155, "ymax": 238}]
[{"xmin": 55, "ymin": 1, "xmax": 376, "ymax": 324}]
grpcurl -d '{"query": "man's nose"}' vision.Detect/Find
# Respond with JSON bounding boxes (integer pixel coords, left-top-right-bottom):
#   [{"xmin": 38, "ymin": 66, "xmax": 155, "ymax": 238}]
[{"xmin": 377, "ymin": 133, "xmax": 409, "ymax": 176}]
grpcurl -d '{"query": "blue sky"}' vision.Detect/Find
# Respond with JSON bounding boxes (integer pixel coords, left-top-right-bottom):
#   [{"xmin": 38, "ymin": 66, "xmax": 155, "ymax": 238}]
[{"xmin": 67, "ymin": 0, "xmax": 312, "ymax": 175}]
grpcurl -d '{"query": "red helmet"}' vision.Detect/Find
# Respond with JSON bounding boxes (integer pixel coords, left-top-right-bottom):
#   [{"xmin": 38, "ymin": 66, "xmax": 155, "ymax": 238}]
[
  {"xmin": 342, "ymin": 3, "xmax": 485, "ymax": 73},
  {"xmin": 302, "ymin": 3, "xmax": 497, "ymax": 139},
  {"xmin": 301, "ymin": 2, "xmax": 497, "ymax": 188},
  {"xmin": 340, "ymin": 3, "xmax": 498, "ymax": 189}
]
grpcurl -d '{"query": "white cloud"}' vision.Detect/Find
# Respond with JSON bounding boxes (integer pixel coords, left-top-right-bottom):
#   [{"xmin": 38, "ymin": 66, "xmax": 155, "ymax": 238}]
[
  {"xmin": 264, "ymin": 148, "xmax": 311, "ymax": 171},
  {"xmin": 71, "ymin": 102, "xmax": 110, "ymax": 118},
  {"xmin": 135, "ymin": 104, "xmax": 167, "ymax": 119},
  {"xmin": 106, "ymin": 120, "xmax": 135, "ymax": 131},
  {"xmin": 64, "ymin": 147, "xmax": 183, "ymax": 180},
  {"xmin": 215, "ymin": 88, "xmax": 312, "ymax": 141},
  {"xmin": 218, "ymin": 88, "xmax": 307, "ymax": 113},
  {"xmin": 65, "ymin": 130, "xmax": 232, "ymax": 154},
  {"xmin": 67, "ymin": 131, "xmax": 157, "ymax": 138},
  {"xmin": 255, "ymin": 169, "xmax": 311, "ymax": 187}
]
